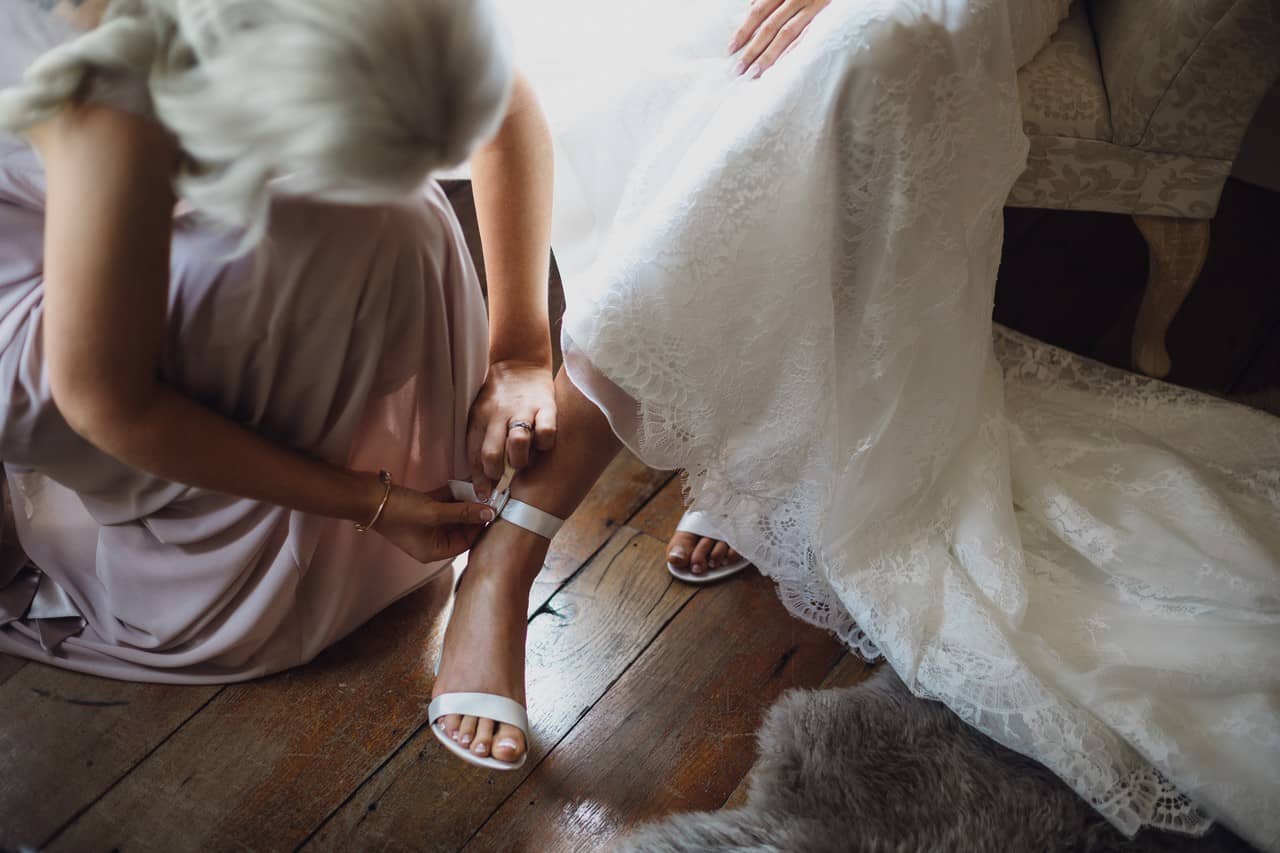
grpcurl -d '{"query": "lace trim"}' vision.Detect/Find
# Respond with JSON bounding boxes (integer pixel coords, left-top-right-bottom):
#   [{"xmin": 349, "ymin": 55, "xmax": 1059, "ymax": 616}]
[{"xmin": 588, "ymin": 320, "xmax": 1222, "ymax": 838}]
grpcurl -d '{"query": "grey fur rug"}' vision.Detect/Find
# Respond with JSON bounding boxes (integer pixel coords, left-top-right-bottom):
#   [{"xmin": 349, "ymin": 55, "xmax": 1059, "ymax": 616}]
[{"xmin": 619, "ymin": 668, "xmax": 1256, "ymax": 853}]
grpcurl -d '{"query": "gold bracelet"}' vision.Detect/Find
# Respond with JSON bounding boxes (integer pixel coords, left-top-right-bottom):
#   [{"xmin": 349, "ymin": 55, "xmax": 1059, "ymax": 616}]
[{"xmin": 355, "ymin": 470, "xmax": 393, "ymax": 534}]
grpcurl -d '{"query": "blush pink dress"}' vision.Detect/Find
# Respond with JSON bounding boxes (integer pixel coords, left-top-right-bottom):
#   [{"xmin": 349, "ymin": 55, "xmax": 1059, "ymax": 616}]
[{"xmin": 0, "ymin": 1, "xmax": 489, "ymax": 683}]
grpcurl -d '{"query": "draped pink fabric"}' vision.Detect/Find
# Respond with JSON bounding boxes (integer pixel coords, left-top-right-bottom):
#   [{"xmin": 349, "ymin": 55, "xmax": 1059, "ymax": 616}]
[{"xmin": 0, "ymin": 0, "xmax": 489, "ymax": 683}]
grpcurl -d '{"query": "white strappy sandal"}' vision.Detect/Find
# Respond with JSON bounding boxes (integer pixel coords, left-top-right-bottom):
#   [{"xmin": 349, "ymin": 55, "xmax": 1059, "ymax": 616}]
[
  {"xmin": 666, "ymin": 510, "xmax": 751, "ymax": 585},
  {"xmin": 428, "ymin": 483, "xmax": 565, "ymax": 771}
]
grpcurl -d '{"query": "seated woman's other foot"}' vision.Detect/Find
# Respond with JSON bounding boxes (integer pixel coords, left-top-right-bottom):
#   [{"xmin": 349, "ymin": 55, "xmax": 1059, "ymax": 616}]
[
  {"xmin": 666, "ymin": 531, "xmax": 743, "ymax": 576},
  {"xmin": 432, "ymin": 519, "xmax": 548, "ymax": 764}
]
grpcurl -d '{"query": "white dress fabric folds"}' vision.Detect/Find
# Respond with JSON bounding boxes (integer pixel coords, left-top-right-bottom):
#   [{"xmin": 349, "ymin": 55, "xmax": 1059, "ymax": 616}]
[{"xmin": 495, "ymin": 0, "xmax": 1280, "ymax": 847}]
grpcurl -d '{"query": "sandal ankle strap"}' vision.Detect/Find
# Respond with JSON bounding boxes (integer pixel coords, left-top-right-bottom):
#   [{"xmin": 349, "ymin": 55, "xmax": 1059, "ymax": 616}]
[
  {"xmin": 498, "ymin": 498, "xmax": 564, "ymax": 540},
  {"xmin": 446, "ymin": 480, "xmax": 564, "ymax": 541}
]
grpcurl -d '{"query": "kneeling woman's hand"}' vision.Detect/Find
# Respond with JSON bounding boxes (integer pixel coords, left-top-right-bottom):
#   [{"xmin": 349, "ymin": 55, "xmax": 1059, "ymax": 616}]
[
  {"xmin": 730, "ymin": 0, "xmax": 831, "ymax": 78},
  {"xmin": 466, "ymin": 359, "xmax": 557, "ymax": 500},
  {"xmin": 375, "ymin": 484, "xmax": 497, "ymax": 563}
]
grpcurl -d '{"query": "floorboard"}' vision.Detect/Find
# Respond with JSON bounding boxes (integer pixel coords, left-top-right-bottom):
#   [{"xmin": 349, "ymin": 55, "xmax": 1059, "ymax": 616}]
[
  {"xmin": 463, "ymin": 571, "xmax": 847, "ymax": 853},
  {"xmin": 0, "ymin": 654, "xmax": 25, "ymax": 687},
  {"xmin": 628, "ymin": 476, "xmax": 689, "ymax": 543},
  {"xmin": 530, "ymin": 451, "xmax": 672, "ymax": 615},
  {"xmin": 0, "ymin": 667, "xmax": 219, "ymax": 850},
  {"xmin": 46, "ymin": 578, "xmax": 455, "ymax": 853},
  {"xmin": 720, "ymin": 654, "xmax": 878, "ymax": 810}
]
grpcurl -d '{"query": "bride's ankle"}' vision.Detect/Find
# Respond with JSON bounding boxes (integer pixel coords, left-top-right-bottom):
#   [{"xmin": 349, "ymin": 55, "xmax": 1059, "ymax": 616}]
[{"xmin": 466, "ymin": 518, "xmax": 550, "ymax": 586}]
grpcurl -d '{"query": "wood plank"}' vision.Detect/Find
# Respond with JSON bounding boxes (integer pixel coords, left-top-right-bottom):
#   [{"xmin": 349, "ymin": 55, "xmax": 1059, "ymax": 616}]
[
  {"xmin": 820, "ymin": 653, "xmax": 877, "ymax": 690},
  {"xmin": 0, "ymin": 654, "xmax": 25, "ymax": 687},
  {"xmin": 628, "ymin": 475, "xmax": 687, "ymax": 543},
  {"xmin": 464, "ymin": 570, "xmax": 847, "ymax": 853},
  {"xmin": 303, "ymin": 528, "xmax": 694, "ymax": 853},
  {"xmin": 531, "ymin": 451, "xmax": 671, "ymax": 615},
  {"xmin": 721, "ymin": 654, "xmax": 877, "ymax": 810},
  {"xmin": 0, "ymin": 665, "xmax": 220, "ymax": 850},
  {"xmin": 721, "ymin": 767, "xmax": 754, "ymax": 810},
  {"xmin": 46, "ymin": 574, "xmax": 457, "ymax": 853}
]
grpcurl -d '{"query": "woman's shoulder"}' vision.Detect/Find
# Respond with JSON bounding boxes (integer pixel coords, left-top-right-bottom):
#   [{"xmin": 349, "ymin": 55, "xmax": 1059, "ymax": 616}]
[{"xmin": 2, "ymin": 0, "xmax": 158, "ymax": 138}]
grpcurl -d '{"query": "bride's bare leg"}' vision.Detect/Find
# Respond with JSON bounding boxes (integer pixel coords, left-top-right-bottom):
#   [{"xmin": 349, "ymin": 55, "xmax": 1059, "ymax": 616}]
[{"xmin": 432, "ymin": 368, "xmax": 621, "ymax": 763}]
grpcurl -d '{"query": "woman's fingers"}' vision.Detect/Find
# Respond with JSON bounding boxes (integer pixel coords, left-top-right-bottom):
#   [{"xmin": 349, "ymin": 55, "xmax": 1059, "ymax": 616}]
[
  {"xmin": 533, "ymin": 406, "xmax": 557, "ymax": 452},
  {"xmin": 737, "ymin": 0, "xmax": 800, "ymax": 76},
  {"xmin": 466, "ymin": 418, "xmax": 492, "ymax": 498},
  {"xmin": 507, "ymin": 407, "xmax": 557, "ymax": 470},
  {"xmin": 752, "ymin": 6, "xmax": 818, "ymax": 76},
  {"xmin": 373, "ymin": 488, "xmax": 492, "ymax": 564},
  {"xmin": 422, "ymin": 500, "xmax": 496, "ymax": 527},
  {"xmin": 729, "ymin": 0, "xmax": 785, "ymax": 54},
  {"xmin": 479, "ymin": 418, "xmax": 509, "ymax": 484},
  {"xmin": 505, "ymin": 418, "xmax": 535, "ymax": 471}
]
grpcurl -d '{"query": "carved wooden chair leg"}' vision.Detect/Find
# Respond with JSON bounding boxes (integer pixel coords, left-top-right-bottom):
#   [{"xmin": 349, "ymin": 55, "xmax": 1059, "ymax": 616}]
[{"xmin": 1131, "ymin": 215, "xmax": 1210, "ymax": 378}]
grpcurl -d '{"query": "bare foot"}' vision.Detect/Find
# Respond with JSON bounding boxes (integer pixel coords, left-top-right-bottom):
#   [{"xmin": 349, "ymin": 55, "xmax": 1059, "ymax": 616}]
[
  {"xmin": 666, "ymin": 531, "xmax": 743, "ymax": 576},
  {"xmin": 431, "ymin": 518, "xmax": 547, "ymax": 764}
]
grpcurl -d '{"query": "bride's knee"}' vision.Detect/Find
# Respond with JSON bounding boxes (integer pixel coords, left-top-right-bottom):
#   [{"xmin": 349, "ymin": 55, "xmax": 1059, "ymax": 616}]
[{"xmin": 798, "ymin": 2, "xmax": 966, "ymax": 81}]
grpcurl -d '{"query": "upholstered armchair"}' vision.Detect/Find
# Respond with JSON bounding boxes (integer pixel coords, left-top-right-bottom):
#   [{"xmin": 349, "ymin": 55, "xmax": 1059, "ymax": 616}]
[{"xmin": 1008, "ymin": 0, "xmax": 1280, "ymax": 377}]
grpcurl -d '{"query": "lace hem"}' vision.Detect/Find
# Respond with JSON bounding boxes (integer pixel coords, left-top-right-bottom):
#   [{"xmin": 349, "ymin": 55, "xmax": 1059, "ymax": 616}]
[{"xmin": 589, "ymin": 327, "xmax": 1221, "ymax": 840}]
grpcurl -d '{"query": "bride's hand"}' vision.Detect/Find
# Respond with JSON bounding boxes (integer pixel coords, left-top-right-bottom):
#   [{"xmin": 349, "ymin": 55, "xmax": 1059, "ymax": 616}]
[
  {"xmin": 466, "ymin": 359, "xmax": 557, "ymax": 500},
  {"xmin": 730, "ymin": 0, "xmax": 831, "ymax": 78},
  {"xmin": 375, "ymin": 484, "xmax": 496, "ymax": 563}
]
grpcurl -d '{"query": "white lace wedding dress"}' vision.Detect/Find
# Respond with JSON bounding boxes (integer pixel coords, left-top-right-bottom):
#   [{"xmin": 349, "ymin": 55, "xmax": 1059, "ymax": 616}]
[{"xmin": 492, "ymin": 0, "xmax": 1280, "ymax": 847}]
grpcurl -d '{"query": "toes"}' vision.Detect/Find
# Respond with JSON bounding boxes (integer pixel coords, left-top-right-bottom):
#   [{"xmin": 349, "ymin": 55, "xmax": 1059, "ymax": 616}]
[
  {"xmin": 667, "ymin": 532, "xmax": 699, "ymax": 568},
  {"xmin": 709, "ymin": 540, "xmax": 730, "ymax": 569},
  {"xmin": 725, "ymin": 547, "xmax": 742, "ymax": 564},
  {"xmin": 690, "ymin": 537, "xmax": 715, "ymax": 574},
  {"xmin": 441, "ymin": 713, "xmax": 462, "ymax": 738},
  {"xmin": 472, "ymin": 718, "xmax": 495, "ymax": 757},
  {"xmin": 492, "ymin": 723, "xmax": 526, "ymax": 763},
  {"xmin": 458, "ymin": 715, "xmax": 478, "ymax": 747}
]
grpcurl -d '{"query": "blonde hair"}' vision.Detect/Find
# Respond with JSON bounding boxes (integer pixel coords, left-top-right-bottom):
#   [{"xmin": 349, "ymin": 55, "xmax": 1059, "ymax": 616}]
[{"xmin": 0, "ymin": 0, "xmax": 513, "ymax": 246}]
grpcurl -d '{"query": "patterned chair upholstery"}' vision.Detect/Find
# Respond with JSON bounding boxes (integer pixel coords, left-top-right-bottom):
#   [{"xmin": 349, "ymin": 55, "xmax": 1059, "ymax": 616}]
[{"xmin": 1008, "ymin": 0, "xmax": 1280, "ymax": 377}]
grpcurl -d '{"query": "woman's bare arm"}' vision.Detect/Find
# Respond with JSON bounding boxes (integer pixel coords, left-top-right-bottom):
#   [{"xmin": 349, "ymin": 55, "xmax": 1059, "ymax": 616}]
[
  {"xmin": 33, "ymin": 104, "xmax": 490, "ymax": 559},
  {"xmin": 465, "ymin": 73, "xmax": 559, "ymax": 498}
]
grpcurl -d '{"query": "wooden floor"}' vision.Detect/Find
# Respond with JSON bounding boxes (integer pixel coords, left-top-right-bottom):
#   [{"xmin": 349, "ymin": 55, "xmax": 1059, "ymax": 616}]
[
  {"xmin": 0, "ymin": 457, "xmax": 872, "ymax": 852},
  {"xmin": 2, "ymin": 179, "xmax": 1276, "ymax": 852}
]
